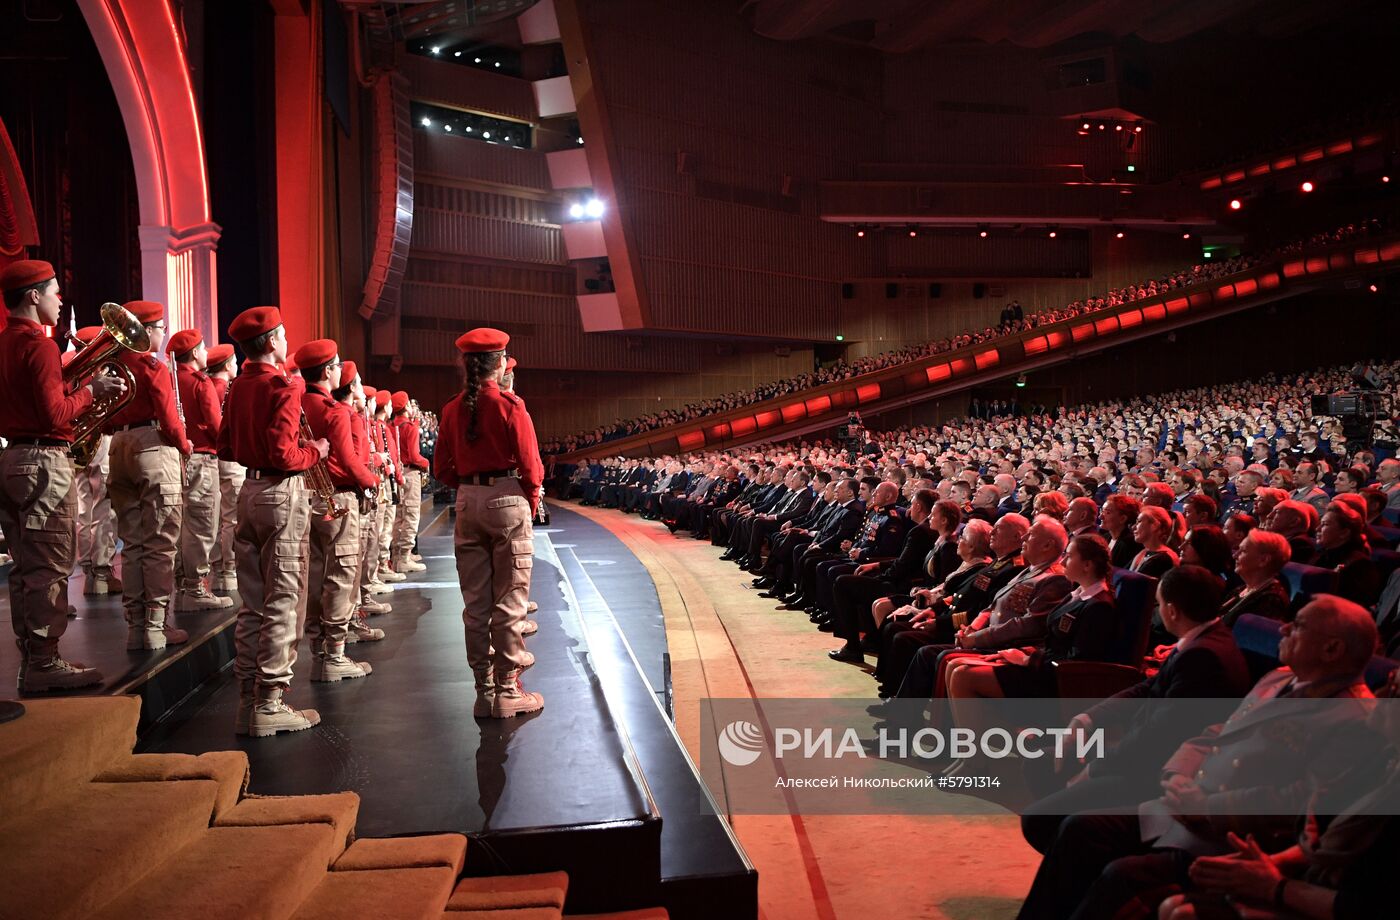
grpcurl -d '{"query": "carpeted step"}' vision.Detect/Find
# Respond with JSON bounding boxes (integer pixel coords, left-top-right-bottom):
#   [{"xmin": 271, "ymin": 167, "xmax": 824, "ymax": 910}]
[
  {"xmin": 0, "ymin": 778, "xmax": 219, "ymax": 920},
  {"xmin": 0, "ymin": 696, "xmax": 140, "ymax": 820},
  {"xmin": 92, "ymin": 823, "xmax": 335, "ymax": 920},
  {"xmin": 333, "ymin": 833, "xmax": 468, "ymax": 874},
  {"xmin": 95, "ymin": 751, "xmax": 250, "ymax": 819},
  {"xmin": 570, "ymin": 911, "xmax": 670, "ymax": 919},
  {"xmin": 214, "ymin": 791, "xmax": 360, "ymax": 868},
  {"xmin": 291, "ymin": 866, "xmax": 458, "ymax": 920},
  {"xmin": 445, "ymin": 872, "xmax": 569, "ymax": 912}
]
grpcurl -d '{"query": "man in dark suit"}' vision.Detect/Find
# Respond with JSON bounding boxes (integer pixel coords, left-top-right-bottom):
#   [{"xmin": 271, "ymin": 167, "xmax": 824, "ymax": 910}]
[
  {"xmin": 680, "ymin": 464, "xmax": 743, "ymax": 538},
  {"xmin": 709, "ymin": 463, "xmax": 765, "ymax": 544},
  {"xmin": 734, "ymin": 470, "xmax": 815, "ymax": 566},
  {"xmin": 719, "ymin": 466, "xmax": 787, "ymax": 557},
  {"xmin": 760, "ymin": 478, "xmax": 863, "ymax": 600},
  {"xmin": 750, "ymin": 476, "xmax": 833, "ymax": 578},
  {"xmin": 1017, "ymin": 595, "xmax": 1381, "ymax": 919},
  {"xmin": 1020, "ymin": 565, "xmax": 1252, "ymax": 854}
]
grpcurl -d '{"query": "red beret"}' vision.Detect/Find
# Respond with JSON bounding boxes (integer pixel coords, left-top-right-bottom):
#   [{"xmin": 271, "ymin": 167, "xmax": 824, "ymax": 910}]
[
  {"xmin": 292, "ymin": 338, "xmax": 337, "ymax": 370},
  {"xmin": 392, "ymin": 390, "xmax": 409, "ymax": 411},
  {"xmin": 0, "ymin": 260, "xmax": 56, "ymax": 294},
  {"xmin": 340, "ymin": 360, "xmax": 356, "ymax": 383},
  {"xmin": 166, "ymin": 329, "xmax": 203, "ymax": 356},
  {"xmin": 124, "ymin": 300, "xmax": 165, "ymax": 324},
  {"xmin": 362, "ymin": 385, "xmax": 377, "ymax": 398},
  {"xmin": 73, "ymin": 325, "xmax": 103, "ymax": 345},
  {"xmin": 374, "ymin": 390, "xmax": 391, "ymax": 406},
  {"xmin": 455, "ymin": 327, "xmax": 509, "ymax": 354},
  {"xmin": 505, "ymin": 356, "xmax": 518, "ymax": 372},
  {"xmin": 228, "ymin": 306, "xmax": 282, "ymax": 342},
  {"xmin": 206, "ymin": 343, "xmax": 235, "ymax": 366}
]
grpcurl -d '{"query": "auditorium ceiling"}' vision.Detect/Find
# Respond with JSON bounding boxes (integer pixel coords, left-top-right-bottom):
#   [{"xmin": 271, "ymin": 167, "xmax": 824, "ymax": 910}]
[{"xmin": 741, "ymin": 0, "xmax": 1365, "ymax": 53}]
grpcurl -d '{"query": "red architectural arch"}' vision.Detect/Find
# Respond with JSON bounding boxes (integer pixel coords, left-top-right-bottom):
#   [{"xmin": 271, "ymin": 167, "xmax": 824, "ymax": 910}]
[{"xmin": 77, "ymin": 0, "xmax": 219, "ymax": 339}]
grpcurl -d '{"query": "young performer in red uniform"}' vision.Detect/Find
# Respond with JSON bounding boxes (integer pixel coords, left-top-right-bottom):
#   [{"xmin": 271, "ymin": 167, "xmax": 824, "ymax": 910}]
[
  {"xmin": 348, "ymin": 375, "xmax": 391, "ymax": 631},
  {"xmin": 390, "ymin": 390, "xmax": 429, "ymax": 574},
  {"xmin": 296, "ymin": 340, "xmax": 377, "ymax": 681},
  {"xmin": 434, "ymin": 327, "xmax": 544, "ymax": 718},
  {"xmin": 373, "ymin": 389, "xmax": 405, "ymax": 584},
  {"xmin": 205, "ymin": 342, "xmax": 243, "ymax": 593},
  {"xmin": 104, "ymin": 300, "xmax": 192, "ymax": 651},
  {"xmin": 218, "ymin": 306, "xmax": 328, "ymax": 736},
  {"xmin": 168, "ymin": 329, "xmax": 231, "ymax": 612},
  {"xmin": 0, "ymin": 260, "xmax": 124, "ymax": 690}
]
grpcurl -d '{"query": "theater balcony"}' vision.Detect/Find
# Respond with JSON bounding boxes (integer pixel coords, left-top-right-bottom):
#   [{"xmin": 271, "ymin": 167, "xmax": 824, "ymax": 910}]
[{"xmin": 555, "ymin": 229, "xmax": 1400, "ymax": 462}]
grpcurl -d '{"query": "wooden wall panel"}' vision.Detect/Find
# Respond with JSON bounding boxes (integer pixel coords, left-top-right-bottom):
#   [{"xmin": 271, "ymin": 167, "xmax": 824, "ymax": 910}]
[
  {"xmin": 402, "ymin": 55, "xmax": 537, "ymax": 123},
  {"xmin": 414, "ymin": 133, "xmax": 551, "ymax": 191}
]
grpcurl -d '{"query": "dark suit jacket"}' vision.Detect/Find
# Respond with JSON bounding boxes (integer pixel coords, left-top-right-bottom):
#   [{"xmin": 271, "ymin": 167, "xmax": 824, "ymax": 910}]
[
  {"xmin": 1220, "ymin": 578, "xmax": 1290, "ymax": 628},
  {"xmin": 1085, "ymin": 619, "xmax": 1252, "ymax": 780},
  {"xmin": 1109, "ymin": 533, "xmax": 1142, "ymax": 570},
  {"xmin": 878, "ymin": 524, "xmax": 939, "ymax": 592},
  {"xmin": 812, "ymin": 501, "xmax": 865, "ymax": 552},
  {"xmin": 752, "ymin": 484, "xmax": 789, "ymax": 513},
  {"xmin": 774, "ymin": 487, "xmax": 815, "ymax": 524},
  {"xmin": 1039, "ymin": 594, "xmax": 1118, "ymax": 665}
]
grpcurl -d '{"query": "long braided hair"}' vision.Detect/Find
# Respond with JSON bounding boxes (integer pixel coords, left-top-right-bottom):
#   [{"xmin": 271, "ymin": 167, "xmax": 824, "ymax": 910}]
[{"xmin": 462, "ymin": 349, "xmax": 505, "ymax": 442}]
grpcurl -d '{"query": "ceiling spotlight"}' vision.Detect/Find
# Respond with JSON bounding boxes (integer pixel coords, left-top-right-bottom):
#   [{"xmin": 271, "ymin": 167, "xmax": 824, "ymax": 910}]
[
  {"xmin": 856, "ymin": 229, "xmax": 865, "ymax": 238},
  {"xmin": 978, "ymin": 227, "xmax": 988, "ymax": 238},
  {"xmin": 908, "ymin": 229, "xmax": 917, "ymax": 237},
  {"xmin": 474, "ymin": 57, "xmax": 482, "ymax": 63},
  {"xmin": 1369, "ymin": 283, "xmax": 1379, "ymax": 293},
  {"xmin": 1048, "ymin": 229, "xmax": 1057, "ymax": 238},
  {"xmin": 444, "ymin": 124, "xmax": 452, "ymax": 132},
  {"xmin": 482, "ymin": 131, "xmax": 491, "ymax": 139},
  {"xmin": 1081, "ymin": 122, "xmax": 1090, "ymax": 130},
  {"xmin": 576, "ymin": 136, "xmax": 584, "ymax": 144},
  {"xmin": 568, "ymin": 203, "xmax": 584, "ymax": 219},
  {"xmin": 493, "ymin": 61, "xmax": 501, "ymax": 67},
  {"xmin": 1300, "ymin": 180, "xmax": 1314, "ymax": 192},
  {"xmin": 584, "ymin": 198, "xmax": 605, "ymax": 219},
  {"xmin": 431, "ymin": 46, "xmax": 440, "ymax": 54},
  {"xmin": 1384, "ymin": 175, "xmax": 1392, "ymax": 183},
  {"xmin": 1097, "ymin": 123, "xmax": 1105, "ymax": 131},
  {"xmin": 454, "ymin": 51, "xmax": 462, "ymax": 57},
  {"xmin": 1229, "ymin": 199, "xmax": 1242, "ymax": 210},
  {"xmin": 420, "ymin": 117, "xmax": 431, "ymax": 127},
  {"xmin": 1114, "ymin": 124, "xmax": 1123, "ymax": 132},
  {"xmin": 504, "ymin": 136, "xmax": 511, "ymax": 143},
  {"xmin": 1182, "ymin": 231, "xmax": 1192, "ymax": 239},
  {"xmin": 1115, "ymin": 230, "xmax": 1125, "ymax": 239},
  {"xmin": 1134, "ymin": 125, "xmax": 1142, "ymax": 133},
  {"xmin": 465, "ymin": 126, "xmax": 473, "ymax": 132}
]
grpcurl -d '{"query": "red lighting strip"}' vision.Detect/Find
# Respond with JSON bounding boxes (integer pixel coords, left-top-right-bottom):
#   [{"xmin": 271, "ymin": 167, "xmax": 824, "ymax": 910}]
[
  {"xmin": 974, "ymin": 350, "xmax": 999, "ymax": 370},
  {"xmin": 926, "ymin": 364, "xmax": 951, "ymax": 383},
  {"xmin": 677, "ymin": 431, "xmax": 705, "ymax": 451},
  {"xmin": 804, "ymin": 395, "xmax": 831, "ymax": 415},
  {"xmin": 855, "ymin": 383, "xmax": 880, "ymax": 403}
]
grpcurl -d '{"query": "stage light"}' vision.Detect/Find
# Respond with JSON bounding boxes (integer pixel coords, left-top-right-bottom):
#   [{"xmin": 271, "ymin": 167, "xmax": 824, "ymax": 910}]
[
  {"xmin": 421, "ymin": 117, "xmax": 431, "ymax": 127},
  {"xmin": 1182, "ymin": 231, "xmax": 1192, "ymax": 239},
  {"xmin": 1370, "ymin": 283, "xmax": 1379, "ymax": 293},
  {"xmin": 431, "ymin": 46, "xmax": 440, "ymax": 54},
  {"xmin": 909, "ymin": 229, "xmax": 917, "ymax": 237},
  {"xmin": 1384, "ymin": 176, "xmax": 1392, "ymax": 183},
  {"xmin": 482, "ymin": 131, "xmax": 491, "ymax": 139},
  {"xmin": 494, "ymin": 62, "xmax": 501, "ymax": 67},
  {"xmin": 1115, "ymin": 124, "xmax": 1123, "ymax": 132},
  {"xmin": 465, "ymin": 126, "xmax": 473, "ymax": 132},
  {"xmin": 504, "ymin": 136, "xmax": 512, "ymax": 143},
  {"xmin": 474, "ymin": 57, "xmax": 482, "ymax": 63},
  {"xmin": 1229, "ymin": 199, "xmax": 1242, "ymax": 210},
  {"xmin": 1081, "ymin": 122, "xmax": 1090, "ymax": 130},
  {"xmin": 1300, "ymin": 181, "xmax": 1314, "ymax": 192},
  {"xmin": 454, "ymin": 51, "xmax": 462, "ymax": 57},
  {"xmin": 1097, "ymin": 123, "xmax": 1106, "ymax": 131},
  {"xmin": 1127, "ymin": 165, "xmax": 1136, "ymax": 172},
  {"xmin": 568, "ymin": 203, "xmax": 584, "ymax": 219},
  {"xmin": 1115, "ymin": 230, "xmax": 1125, "ymax": 239},
  {"xmin": 1134, "ymin": 125, "xmax": 1142, "ymax": 133},
  {"xmin": 584, "ymin": 198, "xmax": 606, "ymax": 218},
  {"xmin": 978, "ymin": 225, "xmax": 988, "ymax": 238},
  {"xmin": 1048, "ymin": 226, "xmax": 1058, "ymax": 238},
  {"xmin": 444, "ymin": 124, "xmax": 452, "ymax": 132},
  {"xmin": 835, "ymin": 334, "xmax": 844, "ymax": 342},
  {"xmin": 577, "ymin": 136, "xmax": 584, "ymax": 144},
  {"xmin": 856, "ymin": 230, "xmax": 865, "ymax": 238}
]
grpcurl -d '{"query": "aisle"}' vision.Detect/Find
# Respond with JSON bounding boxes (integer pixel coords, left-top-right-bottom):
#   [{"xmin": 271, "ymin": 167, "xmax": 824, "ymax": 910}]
[{"xmin": 566, "ymin": 502, "xmax": 1040, "ymax": 920}]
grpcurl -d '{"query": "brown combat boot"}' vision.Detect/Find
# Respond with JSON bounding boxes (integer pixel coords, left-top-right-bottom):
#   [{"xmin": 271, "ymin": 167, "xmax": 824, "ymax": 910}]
[
  {"xmin": 234, "ymin": 678, "xmax": 255, "ymax": 735},
  {"xmin": 472, "ymin": 668, "xmax": 495, "ymax": 718},
  {"xmin": 311, "ymin": 640, "xmax": 373, "ymax": 682},
  {"xmin": 249, "ymin": 685, "xmax": 320, "ymax": 737},
  {"xmin": 491, "ymin": 668, "xmax": 544, "ymax": 719}
]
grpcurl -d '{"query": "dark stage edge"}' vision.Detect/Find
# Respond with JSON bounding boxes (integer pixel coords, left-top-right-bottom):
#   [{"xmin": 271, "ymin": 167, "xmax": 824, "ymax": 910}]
[
  {"xmin": 0, "ymin": 567, "xmax": 237, "ymax": 738},
  {"xmin": 124, "ymin": 503, "xmax": 755, "ymax": 917}
]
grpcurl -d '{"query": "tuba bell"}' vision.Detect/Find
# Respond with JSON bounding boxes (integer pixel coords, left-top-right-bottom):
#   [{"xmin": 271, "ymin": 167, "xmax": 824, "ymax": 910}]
[{"xmin": 65, "ymin": 302, "xmax": 150, "ymax": 467}]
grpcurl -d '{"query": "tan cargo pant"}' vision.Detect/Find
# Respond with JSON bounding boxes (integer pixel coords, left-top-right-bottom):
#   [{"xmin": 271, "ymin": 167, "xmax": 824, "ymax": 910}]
[
  {"xmin": 454, "ymin": 479, "xmax": 532, "ymax": 673},
  {"xmin": 0, "ymin": 446, "xmax": 78, "ymax": 662},
  {"xmin": 232, "ymin": 474, "xmax": 311, "ymax": 688},
  {"xmin": 107, "ymin": 427, "xmax": 183, "ymax": 627},
  {"xmin": 377, "ymin": 491, "xmax": 394, "ymax": 568},
  {"xmin": 392, "ymin": 468, "xmax": 423, "ymax": 560},
  {"xmin": 176, "ymin": 453, "xmax": 220, "ymax": 590},
  {"xmin": 75, "ymin": 434, "xmax": 116, "ymax": 577},
  {"xmin": 304, "ymin": 492, "xmax": 360, "ymax": 650},
  {"xmin": 358, "ymin": 491, "xmax": 383, "ymax": 600},
  {"xmin": 211, "ymin": 460, "xmax": 246, "ymax": 579}
]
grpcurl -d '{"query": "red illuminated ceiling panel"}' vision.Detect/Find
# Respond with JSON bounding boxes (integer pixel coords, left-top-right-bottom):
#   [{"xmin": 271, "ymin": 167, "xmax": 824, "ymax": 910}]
[
  {"xmin": 974, "ymin": 350, "xmax": 999, "ymax": 370},
  {"xmin": 1117, "ymin": 309, "xmax": 1142, "ymax": 329},
  {"xmin": 1215, "ymin": 283, "xmax": 1236, "ymax": 301},
  {"xmin": 1165, "ymin": 297, "xmax": 1189, "ymax": 315},
  {"xmin": 1071, "ymin": 322, "xmax": 1094, "ymax": 342},
  {"xmin": 1023, "ymin": 336, "xmax": 1048, "ymax": 356},
  {"xmin": 780, "ymin": 403, "xmax": 807, "ymax": 423},
  {"xmin": 855, "ymin": 383, "xmax": 880, "ymax": 403},
  {"xmin": 805, "ymin": 395, "xmax": 831, "ymax": 415},
  {"xmin": 1283, "ymin": 260, "xmax": 1306, "ymax": 278},
  {"xmin": 707, "ymin": 422, "xmax": 731, "ymax": 441},
  {"xmin": 730, "ymin": 416, "xmax": 757, "ymax": 438},
  {"xmin": 1143, "ymin": 303, "xmax": 1166, "ymax": 322},
  {"xmin": 1234, "ymin": 278, "xmax": 1257, "ymax": 297},
  {"xmin": 755, "ymin": 410, "xmax": 781, "ymax": 429},
  {"xmin": 1045, "ymin": 330, "xmax": 1067, "ymax": 350},
  {"xmin": 1188, "ymin": 291, "xmax": 1212, "ymax": 310},
  {"xmin": 925, "ymin": 364, "xmax": 951, "ymax": 383}
]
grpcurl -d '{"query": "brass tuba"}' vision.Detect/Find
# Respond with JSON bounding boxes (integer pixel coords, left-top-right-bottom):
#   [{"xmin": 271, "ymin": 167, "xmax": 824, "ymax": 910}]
[{"xmin": 66, "ymin": 302, "xmax": 150, "ymax": 467}]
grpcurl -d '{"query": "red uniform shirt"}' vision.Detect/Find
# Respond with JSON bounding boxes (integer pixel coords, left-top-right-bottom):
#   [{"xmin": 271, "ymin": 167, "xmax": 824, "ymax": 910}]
[
  {"xmin": 177, "ymin": 364, "xmax": 222, "ymax": 455},
  {"xmin": 0, "ymin": 317, "xmax": 94, "ymax": 441},
  {"xmin": 391, "ymin": 414, "xmax": 429, "ymax": 470},
  {"xmin": 103, "ymin": 352, "xmax": 189, "ymax": 453},
  {"xmin": 434, "ymin": 381, "xmax": 543, "ymax": 506},
  {"xmin": 210, "ymin": 375, "xmax": 228, "ymax": 409},
  {"xmin": 302, "ymin": 385, "xmax": 376, "ymax": 490},
  {"xmin": 379, "ymin": 416, "xmax": 403, "ymax": 483},
  {"xmin": 350, "ymin": 410, "xmax": 372, "ymax": 467},
  {"xmin": 216, "ymin": 361, "xmax": 319, "ymax": 472}
]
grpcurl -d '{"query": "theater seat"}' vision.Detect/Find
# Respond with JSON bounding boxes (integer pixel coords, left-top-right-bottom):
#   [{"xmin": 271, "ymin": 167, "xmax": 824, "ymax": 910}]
[
  {"xmin": 1375, "ymin": 525, "xmax": 1400, "ymax": 549},
  {"xmin": 1281, "ymin": 562, "xmax": 1338, "ymax": 614},
  {"xmin": 1232, "ymin": 613, "xmax": 1399, "ymax": 691},
  {"xmin": 1050, "ymin": 569, "xmax": 1158, "ymax": 700},
  {"xmin": 1374, "ymin": 550, "xmax": 1400, "ymax": 585}
]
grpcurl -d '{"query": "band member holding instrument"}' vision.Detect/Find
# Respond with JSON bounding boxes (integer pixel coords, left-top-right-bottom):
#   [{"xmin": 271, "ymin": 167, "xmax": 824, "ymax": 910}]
[
  {"xmin": 435, "ymin": 327, "xmax": 544, "ymax": 719},
  {"xmin": 169, "ymin": 329, "xmax": 231, "ymax": 612},
  {"xmin": 219, "ymin": 306, "xmax": 328, "ymax": 736},
  {"xmin": 350, "ymin": 377, "xmax": 390, "ymax": 634},
  {"xmin": 296, "ymin": 340, "xmax": 376, "ymax": 681},
  {"xmin": 390, "ymin": 390, "xmax": 428, "ymax": 575},
  {"xmin": 373, "ymin": 389, "xmax": 405, "ymax": 584},
  {"xmin": 69, "ymin": 325, "xmax": 121, "ymax": 597},
  {"xmin": 0, "ymin": 260, "xmax": 125, "ymax": 691},
  {"xmin": 104, "ymin": 301, "xmax": 192, "ymax": 652},
  {"xmin": 205, "ymin": 343, "xmax": 243, "ymax": 593}
]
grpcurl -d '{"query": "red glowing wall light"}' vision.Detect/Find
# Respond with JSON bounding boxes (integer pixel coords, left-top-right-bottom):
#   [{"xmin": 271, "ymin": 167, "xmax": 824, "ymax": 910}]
[
  {"xmin": 855, "ymin": 383, "xmax": 880, "ymax": 403},
  {"xmin": 1229, "ymin": 199, "xmax": 1242, "ymax": 210},
  {"xmin": 677, "ymin": 431, "xmax": 705, "ymax": 451},
  {"xmin": 974, "ymin": 350, "xmax": 999, "ymax": 370}
]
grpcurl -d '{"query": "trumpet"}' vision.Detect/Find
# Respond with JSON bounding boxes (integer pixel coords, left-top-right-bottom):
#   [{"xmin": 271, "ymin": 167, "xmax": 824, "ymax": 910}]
[
  {"xmin": 299, "ymin": 410, "xmax": 349, "ymax": 520},
  {"xmin": 67, "ymin": 303, "xmax": 150, "ymax": 467}
]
